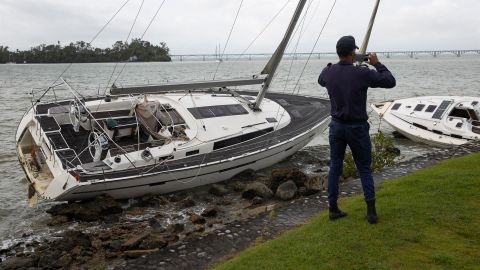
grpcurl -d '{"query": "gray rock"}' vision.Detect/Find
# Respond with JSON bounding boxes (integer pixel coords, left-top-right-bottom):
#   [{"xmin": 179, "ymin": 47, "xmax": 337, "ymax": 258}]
[
  {"xmin": 0, "ymin": 257, "xmax": 36, "ymax": 270},
  {"xmin": 209, "ymin": 184, "xmax": 228, "ymax": 196},
  {"xmin": 304, "ymin": 174, "xmax": 326, "ymax": 194},
  {"xmin": 148, "ymin": 217, "xmax": 166, "ymax": 232},
  {"xmin": 109, "ymin": 240, "xmax": 123, "ymax": 251},
  {"xmin": 251, "ymin": 196, "xmax": 264, "ymax": 205},
  {"xmin": 275, "ymin": 180, "xmax": 298, "ymax": 201},
  {"xmin": 180, "ymin": 196, "xmax": 196, "ymax": 208},
  {"xmin": 190, "ymin": 213, "xmax": 206, "ymax": 224},
  {"xmin": 56, "ymin": 231, "xmax": 91, "ymax": 252},
  {"xmin": 201, "ymin": 206, "xmax": 218, "ymax": 217},
  {"xmin": 229, "ymin": 180, "xmax": 248, "ymax": 192},
  {"xmin": 242, "ymin": 182, "xmax": 273, "ymax": 199},
  {"xmin": 166, "ymin": 223, "xmax": 185, "ymax": 233},
  {"xmin": 47, "ymin": 215, "xmax": 69, "ymax": 226},
  {"xmin": 270, "ymin": 167, "xmax": 306, "ymax": 192},
  {"xmin": 46, "ymin": 194, "xmax": 122, "ymax": 222},
  {"xmin": 121, "ymin": 232, "xmax": 150, "ymax": 250}
]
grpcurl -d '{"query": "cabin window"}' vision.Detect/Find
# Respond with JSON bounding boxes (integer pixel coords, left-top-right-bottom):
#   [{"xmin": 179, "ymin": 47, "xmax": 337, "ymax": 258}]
[
  {"xmin": 414, "ymin": 104, "xmax": 426, "ymax": 112},
  {"xmin": 449, "ymin": 108, "xmax": 470, "ymax": 119},
  {"xmin": 425, "ymin": 105, "xmax": 437, "ymax": 113},
  {"xmin": 472, "ymin": 101, "xmax": 478, "ymax": 106},
  {"xmin": 455, "ymin": 122, "xmax": 463, "ymax": 128},
  {"xmin": 186, "ymin": 149, "xmax": 200, "ymax": 156},
  {"xmin": 432, "ymin": 130, "xmax": 443, "ymax": 135},
  {"xmin": 391, "ymin": 103, "xmax": 401, "ymax": 110},
  {"xmin": 266, "ymin": 117, "xmax": 278, "ymax": 123},
  {"xmin": 188, "ymin": 104, "xmax": 248, "ymax": 119}
]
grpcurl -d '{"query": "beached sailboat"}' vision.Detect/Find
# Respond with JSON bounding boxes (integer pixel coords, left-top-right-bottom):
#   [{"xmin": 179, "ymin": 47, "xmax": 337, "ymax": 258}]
[
  {"xmin": 16, "ymin": 0, "xmax": 333, "ymax": 202},
  {"xmin": 371, "ymin": 96, "xmax": 480, "ymax": 146}
]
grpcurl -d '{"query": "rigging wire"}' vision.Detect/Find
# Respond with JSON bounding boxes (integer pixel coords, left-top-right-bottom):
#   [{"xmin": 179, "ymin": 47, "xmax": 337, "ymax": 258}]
[
  {"xmin": 103, "ymin": 0, "xmax": 145, "ymax": 96},
  {"xmin": 35, "ymin": 0, "xmax": 131, "ymax": 104},
  {"xmin": 292, "ymin": 0, "xmax": 337, "ymax": 96},
  {"xmin": 271, "ymin": 0, "xmax": 314, "ymax": 127},
  {"xmin": 212, "ymin": 0, "xmax": 245, "ymax": 80},
  {"xmin": 113, "ymin": 0, "xmax": 168, "ymax": 84},
  {"xmin": 230, "ymin": 0, "xmax": 292, "ymax": 64},
  {"xmin": 274, "ymin": 0, "xmax": 337, "ymax": 129}
]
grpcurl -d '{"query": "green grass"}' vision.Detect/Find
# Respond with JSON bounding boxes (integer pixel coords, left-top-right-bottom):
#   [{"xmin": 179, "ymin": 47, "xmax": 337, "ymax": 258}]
[{"xmin": 214, "ymin": 153, "xmax": 480, "ymax": 270}]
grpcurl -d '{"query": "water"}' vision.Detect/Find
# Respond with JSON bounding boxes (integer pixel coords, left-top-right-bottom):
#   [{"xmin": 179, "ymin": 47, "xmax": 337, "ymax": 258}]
[{"xmin": 1, "ymin": 55, "xmax": 480, "ymax": 248}]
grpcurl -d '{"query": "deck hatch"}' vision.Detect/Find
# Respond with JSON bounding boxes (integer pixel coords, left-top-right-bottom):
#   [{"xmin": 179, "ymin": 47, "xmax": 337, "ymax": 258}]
[
  {"xmin": 432, "ymin": 100, "xmax": 452, "ymax": 119},
  {"xmin": 391, "ymin": 103, "xmax": 401, "ymax": 110}
]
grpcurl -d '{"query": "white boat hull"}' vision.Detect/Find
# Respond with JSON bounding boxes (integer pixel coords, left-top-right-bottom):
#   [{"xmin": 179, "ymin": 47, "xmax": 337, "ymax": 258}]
[{"xmin": 57, "ymin": 118, "xmax": 328, "ymax": 201}]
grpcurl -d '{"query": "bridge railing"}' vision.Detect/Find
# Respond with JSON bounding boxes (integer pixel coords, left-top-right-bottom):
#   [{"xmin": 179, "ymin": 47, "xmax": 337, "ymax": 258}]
[{"xmin": 170, "ymin": 50, "xmax": 480, "ymax": 61}]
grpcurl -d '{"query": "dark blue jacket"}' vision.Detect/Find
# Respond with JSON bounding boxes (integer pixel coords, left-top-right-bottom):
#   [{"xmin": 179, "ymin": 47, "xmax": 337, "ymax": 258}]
[{"xmin": 318, "ymin": 60, "xmax": 396, "ymax": 123}]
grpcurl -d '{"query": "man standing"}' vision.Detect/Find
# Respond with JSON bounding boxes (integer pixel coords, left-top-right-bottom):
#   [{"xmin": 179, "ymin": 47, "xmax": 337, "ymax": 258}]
[{"xmin": 318, "ymin": 36, "xmax": 396, "ymax": 224}]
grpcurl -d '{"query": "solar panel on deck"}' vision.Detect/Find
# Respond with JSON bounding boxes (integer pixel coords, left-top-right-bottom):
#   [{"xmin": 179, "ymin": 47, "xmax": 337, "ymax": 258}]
[
  {"xmin": 391, "ymin": 103, "xmax": 401, "ymax": 110},
  {"xmin": 425, "ymin": 105, "xmax": 437, "ymax": 113},
  {"xmin": 414, "ymin": 104, "xmax": 426, "ymax": 111},
  {"xmin": 432, "ymin": 100, "xmax": 452, "ymax": 119},
  {"xmin": 188, "ymin": 104, "xmax": 248, "ymax": 119}
]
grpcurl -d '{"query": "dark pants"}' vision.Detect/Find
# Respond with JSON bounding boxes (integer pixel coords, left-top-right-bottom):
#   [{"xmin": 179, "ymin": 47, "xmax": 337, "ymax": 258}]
[{"xmin": 328, "ymin": 120, "xmax": 375, "ymax": 204}]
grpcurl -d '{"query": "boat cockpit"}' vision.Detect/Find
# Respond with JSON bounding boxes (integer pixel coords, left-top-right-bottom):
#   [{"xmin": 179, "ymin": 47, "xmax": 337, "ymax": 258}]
[{"xmin": 448, "ymin": 104, "xmax": 480, "ymax": 134}]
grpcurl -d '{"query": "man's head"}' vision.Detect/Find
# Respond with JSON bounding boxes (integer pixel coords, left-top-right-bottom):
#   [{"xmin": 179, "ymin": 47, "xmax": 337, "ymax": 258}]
[{"xmin": 336, "ymin": 35, "xmax": 358, "ymax": 61}]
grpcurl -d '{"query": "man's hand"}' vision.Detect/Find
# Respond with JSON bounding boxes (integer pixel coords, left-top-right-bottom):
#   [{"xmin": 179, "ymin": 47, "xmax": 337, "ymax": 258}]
[{"xmin": 367, "ymin": 53, "xmax": 379, "ymax": 65}]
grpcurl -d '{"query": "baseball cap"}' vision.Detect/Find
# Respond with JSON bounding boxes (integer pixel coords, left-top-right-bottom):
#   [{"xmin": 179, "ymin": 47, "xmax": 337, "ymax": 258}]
[{"xmin": 336, "ymin": 36, "xmax": 359, "ymax": 51}]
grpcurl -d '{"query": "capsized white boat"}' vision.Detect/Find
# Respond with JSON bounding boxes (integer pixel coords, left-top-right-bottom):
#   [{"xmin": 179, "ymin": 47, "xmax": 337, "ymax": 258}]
[
  {"xmin": 15, "ymin": 0, "xmax": 332, "ymax": 202},
  {"xmin": 371, "ymin": 96, "xmax": 480, "ymax": 146}
]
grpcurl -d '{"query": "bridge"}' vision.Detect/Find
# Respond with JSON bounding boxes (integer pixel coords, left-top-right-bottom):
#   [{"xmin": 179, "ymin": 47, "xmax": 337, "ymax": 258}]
[{"xmin": 170, "ymin": 50, "xmax": 480, "ymax": 61}]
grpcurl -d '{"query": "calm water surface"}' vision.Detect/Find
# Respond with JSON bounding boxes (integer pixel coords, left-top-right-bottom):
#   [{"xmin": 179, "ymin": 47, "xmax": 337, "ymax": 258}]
[{"xmin": 1, "ymin": 55, "xmax": 479, "ymax": 247}]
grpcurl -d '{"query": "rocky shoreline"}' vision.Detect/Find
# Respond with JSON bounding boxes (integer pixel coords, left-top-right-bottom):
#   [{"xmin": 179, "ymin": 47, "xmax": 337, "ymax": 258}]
[{"xmin": 1, "ymin": 142, "xmax": 479, "ymax": 270}]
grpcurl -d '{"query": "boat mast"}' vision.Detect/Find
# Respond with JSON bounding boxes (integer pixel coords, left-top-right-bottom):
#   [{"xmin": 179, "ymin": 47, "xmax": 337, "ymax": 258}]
[
  {"xmin": 252, "ymin": 0, "xmax": 307, "ymax": 110},
  {"xmin": 359, "ymin": 0, "xmax": 381, "ymax": 54}
]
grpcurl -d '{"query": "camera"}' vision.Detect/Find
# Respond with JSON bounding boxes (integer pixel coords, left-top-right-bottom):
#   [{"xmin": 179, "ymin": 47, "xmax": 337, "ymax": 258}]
[{"xmin": 355, "ymin": 53, "xmax": 369, "ymax": 63}]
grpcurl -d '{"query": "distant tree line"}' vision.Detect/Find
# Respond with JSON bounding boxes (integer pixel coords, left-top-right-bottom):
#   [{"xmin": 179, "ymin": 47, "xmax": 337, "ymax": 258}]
[{"xmin": 0, "ymin": 39, "xmax": 171, "ymax": 64}]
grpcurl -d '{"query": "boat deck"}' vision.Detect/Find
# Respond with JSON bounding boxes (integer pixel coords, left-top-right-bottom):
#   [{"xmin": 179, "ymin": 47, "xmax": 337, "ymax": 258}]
[{"xmin": 71, "ymin": 91, "xmax": 331, "ymax": 181}]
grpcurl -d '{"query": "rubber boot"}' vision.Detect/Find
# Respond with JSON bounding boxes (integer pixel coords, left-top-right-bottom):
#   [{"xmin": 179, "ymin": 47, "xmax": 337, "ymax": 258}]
[
  {"xmin": 329, "ymin": 201, "xmax": 347, "ymax": 221},
  {"xmin": 366, "ymin": 199, "xmax": 378, "ymax": 224}
]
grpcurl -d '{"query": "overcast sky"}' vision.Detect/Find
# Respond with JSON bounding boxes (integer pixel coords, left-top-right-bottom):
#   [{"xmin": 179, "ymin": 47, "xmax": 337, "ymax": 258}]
[{"xmin": 1, "ymin": 0, "xmax": 480, "ymax": 54}]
